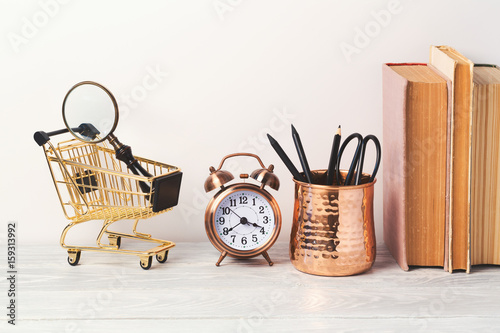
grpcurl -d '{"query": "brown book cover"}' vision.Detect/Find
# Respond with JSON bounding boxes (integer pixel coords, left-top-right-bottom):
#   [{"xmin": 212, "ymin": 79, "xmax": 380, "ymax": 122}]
[
  {"xmin": 428, "ymin": 64, "xmax": 453, "ymax": 273},
  {"xmin": 383, "ymin": 63, "xmax": 448, "ymax": 270},
  {"xmin": 471, "ymin": 64, "xmax": 500, "ymax": 266},
  {"xmin": 430, "ymin": 46, "xmax": 473, "ymax": 272}
]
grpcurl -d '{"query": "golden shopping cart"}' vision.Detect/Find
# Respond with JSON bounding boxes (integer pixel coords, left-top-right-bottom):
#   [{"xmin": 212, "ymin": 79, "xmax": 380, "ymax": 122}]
[{"xmin": 34, "ymin": 81, "xmax": 182, "ymax": 269}]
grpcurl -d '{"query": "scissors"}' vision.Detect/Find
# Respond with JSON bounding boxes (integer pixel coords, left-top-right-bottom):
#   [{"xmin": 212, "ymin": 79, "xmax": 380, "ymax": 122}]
[{"xmin": 335, "ymin": 133, "xmax": 381, "ymax": 186}]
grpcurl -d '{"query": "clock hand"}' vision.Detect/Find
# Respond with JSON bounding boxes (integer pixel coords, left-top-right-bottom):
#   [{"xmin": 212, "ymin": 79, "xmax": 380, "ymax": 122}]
[
  {"xmin": 224, "ymin": 208, "xmax": 243, "ymax": 232},
  {"xmin": 225, "ymin": 207, "xmax": 263, "ymax": 230},
  {"xmin": 249, "ymin": 221, "xmax": 263, "ymax": 228},
  {"xmin": 227, "ymin": 208, "xmax": 258, "ymax": 228},
  {"xmin": 227, "ymin": 217, "xmax": 249, "ymax": 232},
  {"xmin": 227, "ymin": 207, "xmax": 262, "ymax": 228},
  {"xmin": 227, "ymin": 222, "xmax": 241, "ymax": 232},
  {"xmin": 228, "ymin": 207, "xmax": 242, "ymax": 219}
]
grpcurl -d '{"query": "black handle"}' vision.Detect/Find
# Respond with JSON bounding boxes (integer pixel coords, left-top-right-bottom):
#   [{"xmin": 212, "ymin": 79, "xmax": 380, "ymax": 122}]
[
  {"xmin": 336, "ymin": 133, "xmax": 363, "ymax": 185},
  {"xmin": 109, "ymin": 134, "xmax": 152, "ymax": 196},
  {"xmin": 33, "ymin": 124, "xmax": 99, "ymax": 146},
  {"xmin": 34, "ymin": 128, "xmax": 69, "ymax": 146},
  {"xmin": 355, "ymin": 135, "xmax": 381, "ymax": 185}
]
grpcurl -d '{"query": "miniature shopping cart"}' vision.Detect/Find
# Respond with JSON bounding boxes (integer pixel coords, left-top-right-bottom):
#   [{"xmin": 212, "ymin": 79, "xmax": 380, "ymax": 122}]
[{"xmin": 37, "ymin": 136, "xmax": 182, "ymax": 269}]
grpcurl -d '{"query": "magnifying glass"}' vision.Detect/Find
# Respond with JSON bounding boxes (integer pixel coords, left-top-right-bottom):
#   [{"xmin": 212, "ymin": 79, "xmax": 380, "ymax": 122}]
[
  {"xmin": 34, "ymin": 81, "xmax": 152, "ymax": 194},
  {"xmin": 62, "ymin": 81, "xmax": 118, "ymax": 143}
]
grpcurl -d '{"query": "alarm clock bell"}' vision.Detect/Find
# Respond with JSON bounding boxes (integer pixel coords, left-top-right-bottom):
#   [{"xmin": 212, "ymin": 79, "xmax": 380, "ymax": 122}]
[{"xmin": 204, "ymin": 167, "xmax": 234, "ymax": 192}]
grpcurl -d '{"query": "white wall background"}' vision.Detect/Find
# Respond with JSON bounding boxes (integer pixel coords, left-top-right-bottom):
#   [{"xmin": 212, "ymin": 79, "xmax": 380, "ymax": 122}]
[{"xmin": 1, "ymin": 0, "xmax": 499, "ymax": 246}]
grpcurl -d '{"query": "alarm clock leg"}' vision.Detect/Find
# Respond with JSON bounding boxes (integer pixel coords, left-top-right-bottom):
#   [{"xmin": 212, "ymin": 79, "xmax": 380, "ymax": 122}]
[
  {"xmin": 262, "ymin": 251, "xmax": 274, "ymax": 266},
  {"xmin": 215, "ymin": 251, "xmax": 228, "ymax": 266}
]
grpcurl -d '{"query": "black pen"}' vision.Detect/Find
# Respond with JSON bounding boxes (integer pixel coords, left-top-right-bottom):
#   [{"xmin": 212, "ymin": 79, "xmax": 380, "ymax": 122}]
[
  {"xmin": 326, "ymin": 125, "xmax": 341, "ymax": 185},
  {"xmin": 267, "ymin": 134, "xmax": 305, "ymax": 182},
  {"xmin": 291, "ymin": 125, "xmax": 313, "ymax": 184}
]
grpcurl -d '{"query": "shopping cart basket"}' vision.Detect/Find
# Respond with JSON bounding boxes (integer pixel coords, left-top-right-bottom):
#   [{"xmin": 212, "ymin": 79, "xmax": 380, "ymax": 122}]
[{"xmin": 37, "ymin": 136, "xmax": 182, "ymax": 269}]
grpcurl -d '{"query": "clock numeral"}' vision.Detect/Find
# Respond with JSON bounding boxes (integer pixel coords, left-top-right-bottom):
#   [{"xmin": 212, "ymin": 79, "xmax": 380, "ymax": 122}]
[
  {"xmin": 231, "ymin": 235, "xmax": 236, "ymax": 243},
  {"xmin": 239, "ymin": 196, "xmax": 248, "ymax": 205},
  {"xmin": 229, "ymin": 199, "xmax": 236, "ymax": 207},
  {"xmin": 252, "ymin": 198, "xmax": 256, "ymax": 206},
  {"xmin": 260, "ymin": 227, "xmax": 265, "ymax": 235},
  {"xmin": 222, "ymin": 227, "xmax": 229, "ymax": 235},
  {"xmin": 263, "ymin": 216, "xmax": 269, "ymax": 224},
  {"xmin": 220, "ymin": 207, "xmax": 230, "ymax": 215},
  {"xmin": 241, "ymin": 236, "xmax": 247, "ymax": 245},
  {"xmin": 252, "ymin": 234, "xmax": 258, "ymax": 242},
  {"xmin": 219, "ymin": 216, "xmax": 225, "ymax": 225},
  {"xmin": 259, "ymin": 206, "xmax": 264, "ymax": 214}
]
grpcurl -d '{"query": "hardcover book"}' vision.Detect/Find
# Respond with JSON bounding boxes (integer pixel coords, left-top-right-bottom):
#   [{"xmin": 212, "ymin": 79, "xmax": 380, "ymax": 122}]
[
  {"xmin": 383, "ymin": 63, "xmax": 449, "ymax": 270},
  {"xmin": 471, "ymin": 64, "xmax": 500, "ymax": 266},
  {"xmin": 429, "ymin": 45, "xmax": 473, "ymax": 272}
]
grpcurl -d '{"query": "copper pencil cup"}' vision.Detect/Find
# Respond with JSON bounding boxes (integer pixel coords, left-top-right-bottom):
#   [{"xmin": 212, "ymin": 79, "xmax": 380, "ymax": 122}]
[{"xmin": 289, "ymin": 170, "xmax": 376, "ymax": 276}]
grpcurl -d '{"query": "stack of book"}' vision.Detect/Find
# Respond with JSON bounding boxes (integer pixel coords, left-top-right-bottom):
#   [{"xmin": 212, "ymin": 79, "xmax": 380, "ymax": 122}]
[{"xmin": 383, "ymin": 45, "xmax": 500, "ymax": 273}]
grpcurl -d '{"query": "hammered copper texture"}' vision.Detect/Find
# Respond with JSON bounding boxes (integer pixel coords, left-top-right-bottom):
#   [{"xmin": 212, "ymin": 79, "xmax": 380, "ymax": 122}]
[{"xmin": 289, "ymin": 170, "xmax": 376, "ymax": 276}]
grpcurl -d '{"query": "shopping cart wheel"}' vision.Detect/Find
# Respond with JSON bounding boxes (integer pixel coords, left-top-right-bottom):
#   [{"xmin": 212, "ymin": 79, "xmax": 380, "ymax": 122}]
[
  {"xmin": 67, "ymin": 250, "xmax": 81, "ymax": 266},
  {"xmin": 140, "ymin": 256, "xmax": 152, "ymax": 270},
  {"xmin": 156, "ymin": 250, "xmax": 169, "ymax": 263},
  {"xmin": 108, "ymin": 235, "xmax": 121, "ymax": 249}
]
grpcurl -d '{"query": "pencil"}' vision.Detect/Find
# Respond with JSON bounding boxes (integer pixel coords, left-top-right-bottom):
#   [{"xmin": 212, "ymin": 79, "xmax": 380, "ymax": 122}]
[
  {"xmin": 326, "ymin": 125, "xmax": 341, "ymax": 185},
  {"xmin": 267, "ymin": 134, "xmax": 305, "ymax": 181},
  {"xmin": 291, "ymin": 124, "xmax": 313, "ymax": 184}
]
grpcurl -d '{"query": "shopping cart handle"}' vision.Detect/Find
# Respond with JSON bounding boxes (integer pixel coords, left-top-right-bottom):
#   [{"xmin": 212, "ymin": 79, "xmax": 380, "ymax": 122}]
[
  {"xmin": 34, "ymin": 128, "xmax": 68, "ymax": 146},
  {"xmin": 34, "ymin": 124, "xmax": 99, "ymax": 146}
]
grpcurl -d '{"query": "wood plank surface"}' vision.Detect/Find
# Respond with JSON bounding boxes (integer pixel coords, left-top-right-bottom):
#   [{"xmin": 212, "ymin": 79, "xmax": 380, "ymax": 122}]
[{"xmin": 1, "ymin": 242, "xmax": 499, "ymax": 332}]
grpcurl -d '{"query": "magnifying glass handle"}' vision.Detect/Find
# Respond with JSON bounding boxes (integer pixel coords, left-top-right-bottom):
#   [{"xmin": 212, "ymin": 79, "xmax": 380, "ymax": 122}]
[
  {"xmin": 129, "ymin": 164, "xmax": 152, "ymax": 194},
  {"xmin": 108, "ymin": 134, "xmax": 152, "ymax": 195}
]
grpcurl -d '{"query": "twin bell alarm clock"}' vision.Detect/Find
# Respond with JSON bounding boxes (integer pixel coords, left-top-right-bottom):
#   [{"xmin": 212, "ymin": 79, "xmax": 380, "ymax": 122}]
[{"xmin": 204, "ymin": 153, "xmax": 282, "ymax": 266}]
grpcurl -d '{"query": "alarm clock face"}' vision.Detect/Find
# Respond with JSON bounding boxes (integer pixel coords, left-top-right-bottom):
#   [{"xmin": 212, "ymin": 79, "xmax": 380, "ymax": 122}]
[
  {"xmin": 207, "ymin": 184, "xmax": 280, "ymax": 254},
  {"xmin": 214, "ymin": 189, "xmax": 275, "ymax": 250}
]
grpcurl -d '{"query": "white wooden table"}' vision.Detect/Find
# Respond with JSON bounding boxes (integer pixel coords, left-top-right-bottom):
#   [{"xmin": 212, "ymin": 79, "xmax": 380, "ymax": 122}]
[{"xmin": 2, "ymin": 242, "xmax": 499, "ymax": 332}]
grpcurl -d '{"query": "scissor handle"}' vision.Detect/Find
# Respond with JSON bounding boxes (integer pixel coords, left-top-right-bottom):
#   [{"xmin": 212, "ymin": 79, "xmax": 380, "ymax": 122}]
[
  {"xmin": 355, "ymin": 134, "xmax": 381, "ymax": 185},
  {"xmin": 335, "ymin": 133, "xmax": 363, "ymax": 185}
]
